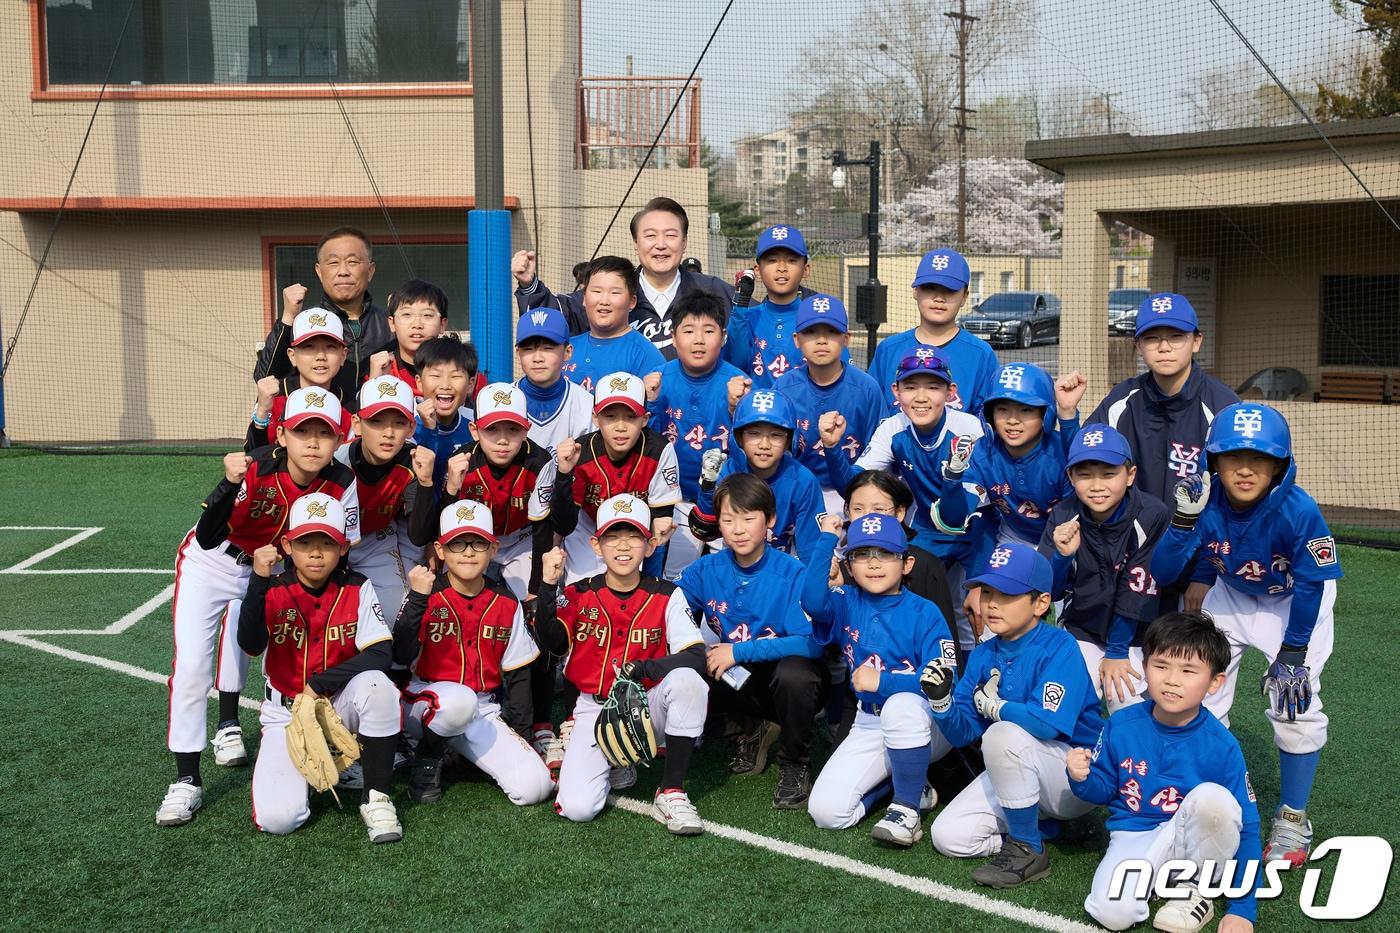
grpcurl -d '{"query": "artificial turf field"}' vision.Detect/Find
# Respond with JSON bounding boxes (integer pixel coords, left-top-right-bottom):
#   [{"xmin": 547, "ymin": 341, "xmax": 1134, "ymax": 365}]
[{"xmin": 1, "ymin": 449, "xmax": 1395, "ymax": 932}]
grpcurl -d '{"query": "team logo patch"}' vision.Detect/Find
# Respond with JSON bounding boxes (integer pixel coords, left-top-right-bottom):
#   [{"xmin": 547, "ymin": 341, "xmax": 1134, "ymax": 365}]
[
  {"xmin": 492, "ymin": 389, "xmax": 513, "ymax": 406},
  {"xmin": 662, "ymin": 466, "xmax": 679, "ymax": 487},
  {"xmin": 989, "ymin": 547, "xmax": 1012, "ymax": 568},
  {"xmin": 376, "ymin": 381, "xmax": 397, "ymax": 397},
  {"xmin": 811, "ymin": 296, "xmax": 831, "ymax": 313},
  {"xmin": 307, "ymin": 312, "xmax": 329, "ymax": 327},
  {"xmin": 1043, "ymin": 681, "xmax": 1065, "ymax": 712},
  {"xmin": 1150, "ymin": 295, "xmax": 1173, "ymax": 314},
  {"xmin": 931, "ymin": 253, "xmax": 950, "ymax": 271},
  {"xmin": 1233, "ymin": 407, "xmax": 1263, "ymax": 438},
  {"xmin": 1167, "ymin": 443, "xmax": 1201, "ymax": 478},
  {"xmin": 608, "ymin": 376, "xmax": 630, "ymax": 392},
  {"xmin": 997, "ymin": 365, "xmax": 1025, "ymax": 390},
  {"xmin": 306, "ymin": 500, "xmax": 328, "ymax": 518},
  {"xmin": 1307, "ymin": 536, "xmax": 1337, "ymax": 566},
  {"xmin": 1082, "ymin": 430, "xmax": 1105, "ymax": 447},
  {"xmin": 859, "ymin": 515, "xmax": 882, "ymax": 535},
  {"xmin": 771, "ymin": 226, "xmax": 789, "ymax": 241},
  {"xmin": 613, "ymin": 499, "xmax": 633, "ymax": 514},
  {"xmin": 751, "ymin": 390, "xmax": 776, "ymax": 412},
  {"xmin": 940, "ymin": 639, "xmax": 957, "ymax": 664},
  {"xmin": 304, "ymin": 391, "xmax": 326, "ymax": 408}
]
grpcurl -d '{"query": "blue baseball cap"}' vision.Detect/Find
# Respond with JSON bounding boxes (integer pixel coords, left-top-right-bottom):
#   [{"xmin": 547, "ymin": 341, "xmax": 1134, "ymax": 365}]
[
  {"xmin": 911, "ymin": 248, "xmax": 970, "ymax": 290},
  {"xmin": 894, "ymin": 351, "xmax": 954, "ymax": 386},
  {"xmin": 965, "ymin": 541, "xmax": 1052, "ymax": 596},
  {"xmin": 756, "ymin": 225, "xmax": 809, "ymax": 260},
  {"xmin": 516, "ymin": 306, "xmax": 569, "ymax": 346},
  {"xmin": 844, "ymin": 512, "xmax": 908, "ymax": 555},
  {"xmin": 795, "ymin": 293, "xmax": 848, "ymax": 334},
  {"xmin": 1066, "ymin": 423, "xmax": 1133, "ymax": 467},
  {"xmin": 1134, "ymin": 292, "xmax": 1198, "ymax": 337}
]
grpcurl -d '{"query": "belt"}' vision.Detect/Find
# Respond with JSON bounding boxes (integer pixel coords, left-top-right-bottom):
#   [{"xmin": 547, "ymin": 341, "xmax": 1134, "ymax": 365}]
[
  {"xmin": 266, "ymin": 684, "xmax": 295, "ymax": 709},
  {"xmin": 225, "ymin": 543, "xmax": 253, "ymax": 566}
]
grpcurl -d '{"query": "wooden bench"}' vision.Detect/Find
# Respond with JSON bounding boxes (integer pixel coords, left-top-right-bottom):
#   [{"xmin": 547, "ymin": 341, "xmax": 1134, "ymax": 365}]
[{"xmin": 1315, "ymin": 371, "xmax": 1390, "ymax": 404}]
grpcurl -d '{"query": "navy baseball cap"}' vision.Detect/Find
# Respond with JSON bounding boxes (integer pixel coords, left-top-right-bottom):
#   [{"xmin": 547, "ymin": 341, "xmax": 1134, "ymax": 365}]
[
  {"xmin": 755, "ymin": 225, "xmax": 809, "ymax": 260},
  {"xmin": 795, "ymin": 294, "xmax": 848, "ymax": 334},
  {"xmin": 516, "ymin": 306, "xmax": 569, "ymax": 346},
  {"xmin": 844, "ymin": 512, "xmax": 908, "ymax": 555},
  {"xmin": 965, "ymin": 541, "xmax": 1052, "ymax": 596},
  {"xmin": 1134, "ymin": 292, "xmax": 1198, "ymax": 337},
  {"xmin": 894, "ymin": 351, "xmax": 954, "ymax": 386},
  {"xmin": 1066, "ymin": 423, "xmax": 1133, "ymax": 467},
  {"xmin": 911, "ymin": 248, "xmax": 970, "ymax": 290}
]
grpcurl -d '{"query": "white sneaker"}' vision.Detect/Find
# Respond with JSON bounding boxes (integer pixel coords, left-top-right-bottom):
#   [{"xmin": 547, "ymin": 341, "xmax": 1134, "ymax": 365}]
[
  {"xmin": 531, "ymin": 727, "xmax": 555, "ymax": 760},
  {"xmin": 156, "ymin": 781, "xmax": 203, "ymax": 826},
  {"xmin": 547, "ymin": 718, "xmax": 572, "ymax": 774},
  {"xmin": 609, "ymin": 764, "xmax": 637, "ymax": 790},
  {"xmin": 1152, "ymin": 885, "xmax": 1215, "ymax": 933},
  {"xmin": 336, "ymin": 762, "xmax": 364, "ymax": 790},
  {"xmin": 870, "ymin": 802, "xmax": 923, "ymax": 847},
  {"xmin": 920, "ymin": 780, "xmax": 939, "ymax": 813},
  {"xmin": 651, "ymin": 789, "xmax": 704, "ymax": 836},
  {"xmin": 359, "ymin": 790, "xmax": 403, "ymax": 844},
  {"xmin": 212, "ymin": 725, "xmax": 248, "ymax": 767}
]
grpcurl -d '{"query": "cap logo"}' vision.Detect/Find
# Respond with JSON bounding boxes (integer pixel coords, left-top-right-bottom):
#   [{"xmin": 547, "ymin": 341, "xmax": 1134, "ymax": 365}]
[
  {"xmin": 997, "ymin": 366, "xmax": 1025, "ymax": 390},
  {"xmin": 989, "ymin": 547, "xmax": 1012, "ymax": 568},
  {"xmin": 306, "ymin": 500, "xmax": 328, "ymax": 518},
  {"xmin": 1082, "ymin": 430, "xmax": 1105, "ymax": 448},
  {"xmin": 931, "ymin": 253, "xmax": 950, "ymax": 271},
  {"xmin": 771, "ymin": 226, "xmax": 789, "ymax": 241},
  {"xmin": 1233, "ymin": 408, "xmax": 1263, "ymax": 438},
  {"xmin": 608, "ymin": 376, "xmax": 631, "ymax": 392},
  {"xmin": 530, "ymin": 310, "xmax": 550, "ymax": 325},
  {"xmin": 750, "ymin": 391, "xmax": 776, "ymax": 413},
  {"xmin": 456, "ymin": 504, "xmax": 476, "ymax": 520},
  {"xmin": 307, "ymin": 312, "xmax": 328, "ymax": 327},
  {"xmin": 613, "ymin": 499, "xmax": 633, "ymax": 514},
  {"xmin": 304, "ymin": 391, "xmax": 326, "ymax": 408},
  {"xmin": 811, "ymin": 296, "xmax": 831, "ymax": 314},
  {"xmin": 491, "ymin": 389, "xmax": 514, "ymax": 406},
  {"xmin": 376, "ymin": 381, "xmax": 397, "ymax": 397},
  {"xmin": 859, "ymin": 515, "xmax": 882, "ymax": 535},
  {"xmin": 1150, "ymin": 295, "xmax": 1173, "ymax": 314}
]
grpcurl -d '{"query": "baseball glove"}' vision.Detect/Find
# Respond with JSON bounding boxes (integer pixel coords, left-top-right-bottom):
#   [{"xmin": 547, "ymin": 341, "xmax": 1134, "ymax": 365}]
[
  {"xmin": 594, "ymin": 669, "xmax": 658, "ymax": 769},
  {"xmin": 287, "ymin": 694, "xmax": 361, "ymax": 798}
]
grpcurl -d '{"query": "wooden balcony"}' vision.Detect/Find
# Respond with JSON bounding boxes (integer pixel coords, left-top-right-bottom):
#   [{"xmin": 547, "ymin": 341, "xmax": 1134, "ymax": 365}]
[{"xmin": 576, "ymin": 76, "xmax": 701, "ymax": 170}]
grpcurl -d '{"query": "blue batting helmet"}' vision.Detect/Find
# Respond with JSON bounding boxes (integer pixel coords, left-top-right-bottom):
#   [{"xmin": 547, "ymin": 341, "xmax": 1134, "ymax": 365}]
[
  {"xmin": 1205, "ymin": 403, "xmax": 1292, "ymax": 461},
  {"xmin": 983, "ymin": 362, "xmax": 1055, "ymax": 432},
  {"xmin": 732, "ymin": 388, "xmax": 796, "ymax": 435}
]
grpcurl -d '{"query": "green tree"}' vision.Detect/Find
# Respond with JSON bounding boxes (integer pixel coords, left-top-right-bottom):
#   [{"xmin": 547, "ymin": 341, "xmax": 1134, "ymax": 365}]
[
  {"xmin": 1318, "ymin": 0, "xmax": 1400, "ymax": 119},
  {"xmin": 701, "ymin": 142, "xmax": 761, "ymax": 243}
]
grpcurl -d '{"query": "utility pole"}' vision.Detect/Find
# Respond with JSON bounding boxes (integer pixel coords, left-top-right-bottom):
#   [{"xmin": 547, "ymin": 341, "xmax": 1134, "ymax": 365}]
[
  {"xmin": 1102, "ymin": 92, "xmax": 1119, "ymax": 133},
  {"xmin": 946, "ymin": 0, "xmax": 978, "ymax": 253},
  {"xmin": 831, "ymin": 142, "xmax": 887, "ymax": 364}
]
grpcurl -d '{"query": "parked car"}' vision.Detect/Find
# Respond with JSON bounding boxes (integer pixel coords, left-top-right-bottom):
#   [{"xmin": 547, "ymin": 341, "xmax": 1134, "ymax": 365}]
[
  {"xmin": 1109, "ymin": 309, "xmax": 1138, "ymax": 336},
  {"xmin": 961, "ymin": 291, "xmax": 1060, "ymax": 348},
  {"xmin": 1109, "ymin": 288, "xmax": 1148, "ymax": 325}
]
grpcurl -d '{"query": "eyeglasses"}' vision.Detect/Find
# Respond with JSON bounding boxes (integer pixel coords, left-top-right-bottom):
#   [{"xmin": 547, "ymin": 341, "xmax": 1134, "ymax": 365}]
[
  {"xmin": 444, "ymin": 537, "xmax": 491, "ymax": 553},
  {"xmin": 1138, "ymin": 331, "xmax": 1191, "ymax": 349},
  {"xmin": 846, "ymin": 547, "xmax": 902, "ymax": 565}
]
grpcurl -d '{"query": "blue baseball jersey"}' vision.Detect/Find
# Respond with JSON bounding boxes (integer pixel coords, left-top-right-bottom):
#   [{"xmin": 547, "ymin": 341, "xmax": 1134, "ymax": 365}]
[
  {"xmin": 775, "ymin": 363, "xmax": 887, "ymax": 491},
  {"xmin": 867, "ymin": 327, "xmax": 999, "ymax": 415},
  {"xmin": 1152, "ymin": 459, "xmax": 1342, "ymax": 646},
  {"xmin": 1070, "ymin": 703, "xmax": 1263, "ymax": 923},
  {"xmin": 413, "ymin": 410, "xmax": 475, "ymax": 491},
  {"xmin": 564, "ymin": 329, "xmax": 665, "ymax": 393},
  {"xmin": 649, "ymin": 357, "xmax": 745, "ymax": 502},
  {"xmin": 800, "ymin": 532, "xmax": 956, "ymax": 706},
  {"xmin": 826, "ymin": 407, "xmax": 986, "ymax": 561},
  {"xmin": 696, "ymin": 449, "xmax": 827, "ymax": 562},
  {"xmin": 724, "ymin": 297, "xmax": 852, "ymax": 389},
  {"xmin": 941, "ymin": 429, "xmax": 1075, "ymax": 546},
  {"xmin": 676, "ymin": 546, "xmax": 823, "ymax": 663},
  {"xmin": 935, "ymin": 621, "xmax": 1102, "ymax": 749}
]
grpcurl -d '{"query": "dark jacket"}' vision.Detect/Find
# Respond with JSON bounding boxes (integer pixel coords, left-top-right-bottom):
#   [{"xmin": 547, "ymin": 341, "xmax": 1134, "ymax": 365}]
[{"xmin": 254, "ymin": 292, "xmax": 391, "ymax": 387}]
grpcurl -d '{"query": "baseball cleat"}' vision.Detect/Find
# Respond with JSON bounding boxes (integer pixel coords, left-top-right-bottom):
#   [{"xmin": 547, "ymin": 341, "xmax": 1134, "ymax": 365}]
[
  {"xmin": 212, "ymin": 725, "xmax": 248, "ymax": 767},
  {"xmin": 919, "ymin": 780, "xmax": 938, "ymax": 813},
  {"xmin": 156, "ymin": 780, "xmax": 203, "ymax": 827},
  {"xmin": 336, "ymin": 762, "xmax": 364, "ymax": 791},
  {"xmin": 1152, "ymin": 885, "xmax": 1215, "ymax": 933},
  {"xmin": 870, "ymin": 802, "xmax": 923, "ymax": 847},
  {"xmin": 609, "ymin": 765, "xmax": 637, "ymax": 790},
  {"xmin": 728, "ymin": 720, "xmax": 780, "ymax": 775},
  {"xmin": 408, "ymin": 756, "xmax": 443, "ymax": 804},
  {"xmin": 651, "ymin": 789, "xmax": 704, "ymax": 836},
  {"xmin": 971, "ymin": 837, "xmax": 1051, "ymax": 888},
  {"xmin": 772, "ymin": 763, "xmax": 811, "ymax": 809},
  {"xmin": 531, "ymin": 726, "xmax": 555, "ymax": 761},
  {"xmin": 359, "ymin": 790, "xmax": 403, "ymax": 844},
  {"xmin": 1263, "ymin": 805, "xmax": 1313, "ymax": 866}
]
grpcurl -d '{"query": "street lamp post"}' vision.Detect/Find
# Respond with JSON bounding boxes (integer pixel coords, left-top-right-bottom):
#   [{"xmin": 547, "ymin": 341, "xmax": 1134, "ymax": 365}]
[{"xmin": 830, "ymin": 140, "xmax": 887, "ymax": 363}]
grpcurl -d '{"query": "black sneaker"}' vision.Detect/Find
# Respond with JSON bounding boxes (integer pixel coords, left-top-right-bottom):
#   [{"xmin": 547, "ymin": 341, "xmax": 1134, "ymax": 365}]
[
  {"xmin": 408, "ymin": 755, "xmax": 443, "ymax": 804},
  {"xmin": 772, "ymin": 763, "xmax": 811, "ymax": 809},
  {"xmin": 728, "ymin": 721, "xmax": 780, "ymax": 775},
  {"xmin": 971, "ymin": 837, "xmax": 1051, "ymax": 888}
]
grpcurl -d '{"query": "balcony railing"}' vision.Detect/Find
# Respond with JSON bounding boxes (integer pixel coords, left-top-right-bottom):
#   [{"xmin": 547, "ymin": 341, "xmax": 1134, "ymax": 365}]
[{"xmin": 576, "ymin": 76, "xmax": 701, "ymax": 170}]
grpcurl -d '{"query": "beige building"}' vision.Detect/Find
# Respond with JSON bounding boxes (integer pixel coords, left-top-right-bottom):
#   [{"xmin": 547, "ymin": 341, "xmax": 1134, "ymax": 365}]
[{"xmin": 0, "ymin": 0, "xmax": 707, "ymax": 442}]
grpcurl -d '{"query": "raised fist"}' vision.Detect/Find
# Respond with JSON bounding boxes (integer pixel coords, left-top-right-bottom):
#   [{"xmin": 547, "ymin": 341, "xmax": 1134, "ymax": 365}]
[
  {"xmin": 818, "ymin": 512, "xmax": 843, "ymax": 536},
  {"xmin": 252, "ymin": 544, "xmax": 281, "ymax": 578},
  {"xmin": 818, "ymin": 411, "xmax": 846, "ymax": 449},
  {"xmin": 699, "ymin": 448, "xmax": 727, "ymax": 485},
  {"xmin": 444, "ymin": 451, "xmax": 471, "ymax": 496},
  {"xmin": 255, "ymin": 375, "xmax": 280, "ymax": 410},
  {"xmin": 554, "ymin": 437, "xmax": 581, "ymax": 475},
  {"xmin": 1066, "ymin": 747, "xmax": 1092, "ymax": 782},
  {"xmin": 225, "ymin": 452, "xmax": 253, "ymax": 485},
  {"xmin": 726, "ymin": 375, "xmax": 752, "ymax": 414},
  {"xmin": 1055, "ymin": 370, "xmax": 1088, "ymax": 419},
  {"xmin": 1171, "ymin": 471, "xmax": 1211, "ymax": 530},
  {"xmin": 368, "ymin": 350, "xmax": 394, "ymax": 378},
  {"xmin": 1052, "ymin": 515, "xmax": 1081, "ymax": 557},
  {"xmin": 411, "ymin": 446, "xmax": 436, "ymax": 486},
  {"xmin": 944, "ymin": 434, "xmax": 976, "ymax": 479},
  {"xmin": 540, "ymin": 546, "xmax": 565, "ymax": 586},
  {"xmin": 643, "ymin": 372, "xmax": 662, "ymax": 403},
  {"xmin": 281, "ymin": 283, "xmax": 308, "ymax": 324},
  {"xmin": 407, "ymin": 564, "xmax": 435, "ymax": 595},
  {"xmin": 416, "ymin": 397, "xmax": 437, "ymax": 431},
  {"xmin": 511, "ymin": 250, "xmax": 537, "ymax": 288}
]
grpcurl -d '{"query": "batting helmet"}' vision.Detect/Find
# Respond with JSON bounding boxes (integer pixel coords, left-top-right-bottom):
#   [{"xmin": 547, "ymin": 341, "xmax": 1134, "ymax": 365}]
[
  {"xmin": 1205, "ymin": 403, "xmax": 1292, "ymax": 461},
  {"xmin": 732, "ymin": 388, "xmax": 796, "ymax": 435},
  {"xmin": 982, "ymin": 362, "xmax": 1055, "ymax": 432}
]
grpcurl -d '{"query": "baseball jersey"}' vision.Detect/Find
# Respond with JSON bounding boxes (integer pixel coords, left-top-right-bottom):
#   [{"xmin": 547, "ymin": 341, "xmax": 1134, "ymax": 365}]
[
  {"xmin": 1089, "ymin": 366, "xmax": 1240, "ymax": 504},
  {"xmin": 568, "ymin": 429, "xmax": 682, "ymax": 520},
  {"xmin": 801, "ymin": 531, "xmax": 956, "ymax": 706},
  {"xmin": 867, "ymin": 328, "xmax": 999, "ymax": 414},
  {"xmin": 196, "ymin": 445, "xmax": 360, "ymax": 553},
  {"xmin": 826, "ymin": 408, "xmax": 986, "ymax": 561},
  {"xmin": 448, "ymin": 439, "xmax": 556, "ymax": 540},
  {"xmin": 517, "ymin": 375, "xmax": 594, "ymax": 452},
  {"xmin": 774, "ymin": 363, "xmax": 887, "ymax": 491},
  {"xmin": 649, "ymin": 357, "xmax": 745, "ymax": 501},
  {"xmin": 1152, "ymin": 459, "xmax": 1342, "ymax": 645},
  {"xmin": 553, "ymin": 576, "xmax": 702, "ymax": 695},
  {"xmin": 414, "ymin": 409, "xmax": 476, "ymax": 492},
  {"xmin": 724, "ymin": 297, "xmax": 855, "ymax": 389},
  {"xmin": 935, "ymin": 621, "xmax": 1102, "ymax": 749},
  {"xmin": 676, "ymin": 546, "xmax": 823, "ymax": 663},
  {"xmin": 940, "ymin": 430, "xmax": 1075, "ymax": 546},
  {"xmin": 242, "ymin": 569, "xmax": 391, "ymax": 697},
  {"xmin": 396, "ymin": 577, "xmax": 538, "ymax": 691},
  {"xmin": 1038, "ymin": 486, "xmax": 1169, "ymax": 655},
  {"xmin": 1070, "ymin": 703, "xmax": 1263, "ymax": 923},
  {"xmin": 334, "ymin": 439, "xmax": 417, "ymax": 536},
  {"xmin": 696, "ymin": 449, "xmax": 827, "ymax": 562},
  {"xmin": 564, "ymin": 330, "xmax": 665, "ymax": 393}
]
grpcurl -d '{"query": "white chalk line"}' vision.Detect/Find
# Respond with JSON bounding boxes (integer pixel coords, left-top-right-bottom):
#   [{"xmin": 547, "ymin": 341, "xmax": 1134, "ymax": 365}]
[{"xmin": 0, "ymin": 525, "xmax": 169, "ymax": 575}]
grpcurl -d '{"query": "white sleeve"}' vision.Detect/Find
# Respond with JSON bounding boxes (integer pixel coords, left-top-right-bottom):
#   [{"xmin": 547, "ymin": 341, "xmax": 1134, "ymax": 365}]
[
  {"xmin": 664, "ymin": 589, "xmax": 704, "ymax": 652},
  {"xmin": 501, "ymin": 602, "xmax": 540, "ymax": 671},
  {"xmin": 530, "ymin": 459, "xmax": 557, "ymax": 521},
  {"xmin": 650, "ymin": 442, "xmax": 684, "ymax": 508},
  {"xmin": 340, "ymin": 479, "xmax": 362, "ymax": 545},
  {"xmin": 354, "ymin": 579, "xmax": 392, "ymax": 648},
  {"xmin": 854, "ymin": 413, "xmax": 905, "ymax": 471}
]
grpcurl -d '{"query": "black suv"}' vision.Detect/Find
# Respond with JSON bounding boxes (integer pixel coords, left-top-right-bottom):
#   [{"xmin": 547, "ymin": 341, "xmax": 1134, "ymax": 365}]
[{"xmin": 961, "ymin": 291, "xmax": 1061, "ymax": 349}]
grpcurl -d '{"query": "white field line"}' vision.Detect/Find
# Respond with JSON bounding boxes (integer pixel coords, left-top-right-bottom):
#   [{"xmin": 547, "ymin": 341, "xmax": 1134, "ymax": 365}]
[
  {"xmin": 0, "ymin": 525, "xmax": 170, "ymax": 574},
  {"xmin": 3, "ymin": 526, "xmax": 103, "ymax": 571}
]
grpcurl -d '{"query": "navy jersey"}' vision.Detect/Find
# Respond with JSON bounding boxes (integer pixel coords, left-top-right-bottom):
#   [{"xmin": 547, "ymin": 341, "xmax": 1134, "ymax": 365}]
[
  {"xmin": 1070, "ymin": 703, "xmax": 1262, "ymax": 923},
  {"xmin": 696, "ymin": 449, "xmax": 827, "ymax": 562},
  {"xmin": 676, "ymin": 546, "xmax": 823, "ymax": 663},
  {"xmin": 935, "ymin": 621, "xmax": 1102, "ymax": 748},
  {"xmin": 940, "ymin": 428, "xmax": 1075, "ymax": 546},
  {"xmin": 774, "ymin": 363, "xmax": 887, "ymax": 491},
  {"xmin": 1152, "ymin": 459, "xmax": 1342, "ymax": 645},
  {"xmin": 826, "ymin": 408, "xmax": 985, "ymax": 561},
  {"xmin": 800, "ymin": 532, "xmax": 956, "ymax": 706},
  {"xmin": 867, "ymin": 328, "xmax": 999, "ymax": 415},
  {"xmin": 649, "ymin": 357, "xmax": 745, "ymax": 501},
  {"xmin": 563, "ymin": 329, "xmax": 665, "ymax": 393}
]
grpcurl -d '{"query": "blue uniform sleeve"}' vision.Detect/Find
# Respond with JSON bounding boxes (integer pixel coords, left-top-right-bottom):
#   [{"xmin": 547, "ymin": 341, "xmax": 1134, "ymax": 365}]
[
  {"xmin": 800, "ymin": 532, "xmax": 843, "ymax": 643},
  {"xmin": 790, "ymin": 473, "xmax": 829, "ymax": 562},
  {"xmin": 1152, "ymin": 523, "xmax": 1203, "ymax": 587},
  {"xmin": 736, "ymin": 633, "xmax": 824, "ymax": 663},
  {"xmin": 1104, "ymin": 613, "xmax": 1138, "ymax": 661},
  {"xmin": 934, "ymin": 448, "xmax": 985, "ymax": 530},
  {"xmin": 1013, "ymin": 634, "xmax": 1100, "ymax": 739},
  {"xmin": 822, "ymin": 440, "xmax": 861, "ymax": 498},
  {"xmin": 881, "ymin": 600, "xmax": 955, "ymax": 697},
  {"xmin": 635, "ymin": 339, "xmax": 666, "ymax": 378},
  {"xmin": 674, "ymin": 561, "xmax": 707, "ymax": 615},
  {"xmin": 1068, "ymin": 721, "xmax": 1118, "ymax": 805},
  {"xmin": 723, "ymin": 302, "xmax": 755, "ymax": 375},
  {"xmin": 998, "ymin": 703, "xmax": 1061, "ymax": 740},
  {"xmin": 1283, "ymin": 579, "xmax": 1324, "ymax": 648},
  {"xmin": 1222, "ymin": 747, "xmax": 1264, "ymax": 923},
  {"xmin": 1055, "ymin": 415, "xmax": 1080, "ymax": 459}
]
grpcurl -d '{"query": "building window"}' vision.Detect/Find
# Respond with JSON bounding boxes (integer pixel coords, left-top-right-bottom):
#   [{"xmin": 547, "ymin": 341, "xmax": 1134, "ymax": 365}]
[
  {"xmin": 44, "ymin": 0, "xmax": 470, "ymax": 86},
  {"xmin": 271, "ymin": 239, "xmax": 469, "ymax": 325},
  {"xmin": 970, "ymin": 271, "xmax": 984, "ymax": 298},
  {"xmin": 1000, "ymin": 271, "xmax": 1014, "ymax": 291},
  {"xmin": 1320, "ymin": 275, "xmax": 1400, "ymax": 367}
]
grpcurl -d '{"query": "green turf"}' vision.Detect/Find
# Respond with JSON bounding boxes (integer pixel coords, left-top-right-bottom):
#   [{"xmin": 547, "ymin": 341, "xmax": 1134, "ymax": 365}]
[{"xmin": 1, "ymin": 451, "xmax": 1396, "ymax": 931}]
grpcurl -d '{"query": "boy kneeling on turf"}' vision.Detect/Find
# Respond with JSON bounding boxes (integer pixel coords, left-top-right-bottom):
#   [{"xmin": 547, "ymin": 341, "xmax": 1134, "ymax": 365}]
[
  {"xmin": 925, "ymin": 541, "xmax": 1102, "ymax": 888},
  {"xmin": 534, "ymin": 494, "xmax": 710, "ymax": 834},
  {"xmin": 1070, "ymin": 611, "xmax": 1261, "ymax": 933},
  {"xmin": 237, "ymin": 493, "xmax": 403, "ymax": 843}
]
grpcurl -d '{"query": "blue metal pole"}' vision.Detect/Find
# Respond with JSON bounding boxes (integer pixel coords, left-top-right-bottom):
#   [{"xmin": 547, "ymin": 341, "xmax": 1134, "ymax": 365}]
[{"xmin": 468, "ymin": 210, "xmax": 514, "ymax": 384}]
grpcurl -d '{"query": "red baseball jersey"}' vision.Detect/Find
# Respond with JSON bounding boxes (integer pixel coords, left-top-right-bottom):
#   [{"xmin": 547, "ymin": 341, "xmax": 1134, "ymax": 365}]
[
  {"xmin": 451, "ymin": 439, "xmax": 556, "ymax": 539},
  {"xmin": 260, "ymin": 570, "xmax": 391, "ymax": 696},
  {"xmin": 555, "ymin": 576, "xmax": 701, "ymax": 696},
  {"xmin": 572, "ymin": 429, "xmax": 682, "ymax": 520},
  {"xmin": 225, "ymin": 446, "xmax": 361, "ymax": 553},
  {"xmin": 409, "ymin": 579, "xmax": 538, "ymax": 691},
  {"xmin": 340, "ymin": 440, "xmax": 416, "ymax": 535}
]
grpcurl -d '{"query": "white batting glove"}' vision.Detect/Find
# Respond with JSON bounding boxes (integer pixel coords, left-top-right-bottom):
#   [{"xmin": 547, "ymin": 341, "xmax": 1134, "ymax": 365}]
[
  {"xmin": 700, "ymin": 449, "xmax": 728, "ymax": 486},
  {"xmin": 973, "ymin": 668, "xmax": 1005, "ymax": 721},
  {"xmin": 943, "ymin": 434, "xmax": 976, "ymax": 480},
  {"xmin": 1171, "ymin": 471, "xmax": 1211, "ymax": 530}
]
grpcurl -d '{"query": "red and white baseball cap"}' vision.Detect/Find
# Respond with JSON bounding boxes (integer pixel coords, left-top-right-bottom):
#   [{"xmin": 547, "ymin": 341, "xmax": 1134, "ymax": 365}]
[
  {"xmin": 474, "ymin": 383, "xmax": 529, "ymax": 429},
  {"xmin": 290, "ymin": 309, "xmax": 346, "ymax": 346},
  {"xmin": 282, "ymin": 387, "xmax": 346, "ymax": 435},
  {"xmin": 438, "ymin": 499, "xmax": 497, "ymax": 545},
  {"xmin": 286, "ymin": 492, "xmax": 348, "ymax": 546},
  {"xmin": 593, "ymin": 372, "xmax": 646, "ymax": 416},
  {"xmin": 595, "ymin": 493, "xmax": 651, "ymax": 537},
  {"xmin": 358, "ymin": 376, "xmax": 415, "ymax": 421}
]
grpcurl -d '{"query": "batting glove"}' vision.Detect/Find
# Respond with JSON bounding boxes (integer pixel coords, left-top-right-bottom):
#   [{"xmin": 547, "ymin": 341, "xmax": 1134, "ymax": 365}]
[
  {"xmin": 943, "ymin": 434, "xmax": 976, "ymax": 481},
  {"xmin": 1261, "ymin": 645, "xmax": 1311, "ymax": 721},
  {"xmin": 973, "ymin": 668, "xmax": 1005, "ymax": 722},
  {"xmin": 699, "ymin": 449, "xmax": 728, "ymax": 486},
  {"xmin": 1170, "ymin": 471, "xmax": 1211, "ymax": 530},
  {"xmin": 919, "ymin": 660, "xmax": 956, "ymax": 715}
]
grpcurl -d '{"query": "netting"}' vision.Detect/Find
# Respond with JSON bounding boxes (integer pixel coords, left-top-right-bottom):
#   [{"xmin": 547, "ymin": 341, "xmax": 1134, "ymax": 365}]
[{"xmin": 3, "ymin": 0, "xmax": 1398, "ymax": 534}]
